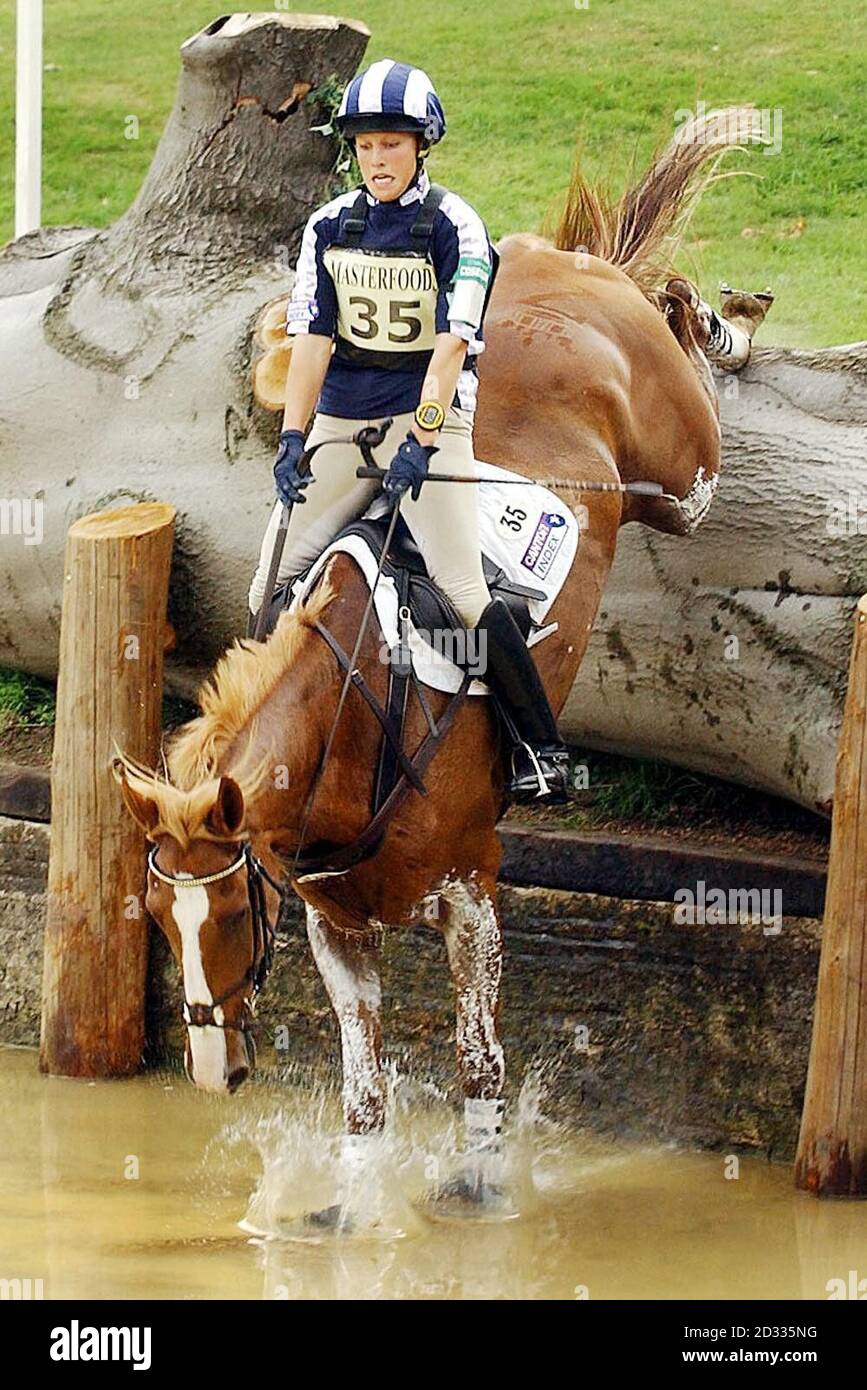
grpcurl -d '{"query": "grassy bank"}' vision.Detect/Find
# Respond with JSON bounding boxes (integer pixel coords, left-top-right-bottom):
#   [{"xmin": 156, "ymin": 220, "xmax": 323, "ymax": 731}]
[{"xmin": 1, "ymin": 0, "xmax": 864, "ymax": 344}]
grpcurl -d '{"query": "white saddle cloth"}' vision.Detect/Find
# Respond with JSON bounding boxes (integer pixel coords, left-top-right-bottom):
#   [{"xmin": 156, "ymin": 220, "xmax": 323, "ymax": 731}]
[{"xmin": 289, "ymin": 459, "xmax": 580, "ymax": 695}]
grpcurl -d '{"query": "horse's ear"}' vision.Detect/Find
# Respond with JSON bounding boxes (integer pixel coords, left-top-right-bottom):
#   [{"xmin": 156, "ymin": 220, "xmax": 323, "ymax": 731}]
[
  {"xmin": 112, "ymin": 758, "xmax": 161, "ymax": 835},
  {"xmin": 205, "ymin": 776, "xmax": 245, "ymax": 839}
]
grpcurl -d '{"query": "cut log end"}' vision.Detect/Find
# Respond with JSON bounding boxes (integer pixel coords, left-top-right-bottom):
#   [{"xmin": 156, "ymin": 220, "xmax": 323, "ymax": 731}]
[
  {"xmin": 68, "ymin": 502, "xmax": 176, "ymax": 540},
  {"xmin": 184, "ymin": 13, "xmax": 371, "ymax": 48}
]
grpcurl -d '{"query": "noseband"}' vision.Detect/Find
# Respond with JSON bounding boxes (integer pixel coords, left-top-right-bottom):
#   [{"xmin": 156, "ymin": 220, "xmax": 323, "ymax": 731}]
[{"xmin": 147, "ymin": 842, "xmax": 287, "ymax": 1033}]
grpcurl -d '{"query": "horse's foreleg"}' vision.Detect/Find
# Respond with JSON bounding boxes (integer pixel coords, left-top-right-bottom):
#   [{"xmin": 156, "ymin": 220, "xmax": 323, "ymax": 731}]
[
  {"xmin": 438, "ymin": 876, "xmax": 506, "ymax": 1156},
  {"xmin": 305, "ymin": 904, "xmax": 386, "ymax": 1148}
]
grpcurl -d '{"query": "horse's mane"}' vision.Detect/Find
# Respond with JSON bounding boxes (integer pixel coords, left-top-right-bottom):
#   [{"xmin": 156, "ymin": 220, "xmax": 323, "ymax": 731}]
[
  {"xmin": 548, "ymin": 106, "xmax": 765, "ymax": 299},
  {"xmin": 168, "ymin": 571, "xmax": 337, "ymax": 789},
  {"xmin": 114, "ymin": 572, "xmax": 337, "ymax": 844}
]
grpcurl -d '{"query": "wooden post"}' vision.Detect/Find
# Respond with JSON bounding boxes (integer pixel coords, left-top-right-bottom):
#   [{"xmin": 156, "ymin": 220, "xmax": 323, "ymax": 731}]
[
  {"xmin": 795, "ymin": 594, "xmax": 867, "ymax": 1195},
  {"xmin": 39, "ymin": 503, "xmax": 175, "ymax": 1077}
]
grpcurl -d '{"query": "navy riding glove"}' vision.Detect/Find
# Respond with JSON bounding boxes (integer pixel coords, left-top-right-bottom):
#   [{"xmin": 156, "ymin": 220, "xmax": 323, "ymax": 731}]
[
  {"xmin": 273, "ymin": 429, "xmax": 311, "ymax": 506},
  {"xmin": 382, "ymin": 431, "xmax": 439, "ymax": 503}
]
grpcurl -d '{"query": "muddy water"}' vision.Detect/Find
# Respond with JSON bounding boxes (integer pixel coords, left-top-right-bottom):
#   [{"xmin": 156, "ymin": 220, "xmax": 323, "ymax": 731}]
[{"xmin": 1, "ymin": 1046, "xmax": 864, "ymax": 1301}]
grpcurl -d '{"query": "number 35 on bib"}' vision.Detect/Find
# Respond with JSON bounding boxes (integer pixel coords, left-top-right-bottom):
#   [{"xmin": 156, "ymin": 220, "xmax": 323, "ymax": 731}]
[{"xmin": 325, "ymin": 247, "xmax": 439, "ymax": 367}]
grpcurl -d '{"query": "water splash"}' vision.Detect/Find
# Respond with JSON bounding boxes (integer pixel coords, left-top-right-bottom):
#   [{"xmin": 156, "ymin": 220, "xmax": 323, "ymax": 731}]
[{"xmin": 200, "ymin": 1053, "xmax": 612, "ymax": 1244}]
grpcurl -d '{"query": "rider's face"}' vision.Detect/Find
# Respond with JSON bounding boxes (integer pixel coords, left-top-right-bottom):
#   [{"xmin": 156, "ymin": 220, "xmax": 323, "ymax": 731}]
[{"xmin": 355, "ymin": 132, "xmax": 421, "ymax": 202}]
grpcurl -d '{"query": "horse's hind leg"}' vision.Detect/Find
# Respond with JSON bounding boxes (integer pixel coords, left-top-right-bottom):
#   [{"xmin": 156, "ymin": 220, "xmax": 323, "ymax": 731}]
[
  {"xmin": 305, "ymin": 903, "xmax": 386, "ymax": 1150},
  {"xmin": 438, "ymin": 875, "xmax": 506, "ymax": 1166}
]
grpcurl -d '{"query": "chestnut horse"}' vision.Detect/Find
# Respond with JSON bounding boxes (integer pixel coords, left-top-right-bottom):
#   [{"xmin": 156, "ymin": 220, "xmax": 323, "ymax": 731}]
[{"xmin": 114, "ymin": 109, "xmax": 764, "ymax": 1203}]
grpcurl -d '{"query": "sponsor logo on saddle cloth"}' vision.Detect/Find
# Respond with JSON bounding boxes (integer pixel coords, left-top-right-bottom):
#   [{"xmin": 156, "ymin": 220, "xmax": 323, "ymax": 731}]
[
  {"xmin": 324, "ymin": 247, "xmax": 438, "ymax": 355},
  {"xmin": 289, "ymin": 461, "xmax": 580, "ymax": 697},
  {"xmin": 521, "ymin": 510, "xmax": 569, "ymax": 579}
]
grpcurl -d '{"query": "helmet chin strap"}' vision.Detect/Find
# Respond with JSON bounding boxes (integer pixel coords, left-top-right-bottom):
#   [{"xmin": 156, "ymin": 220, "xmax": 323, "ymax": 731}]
[{"xmin": 410, "ymin": 141, "xmax": 432, "ymax": 187}]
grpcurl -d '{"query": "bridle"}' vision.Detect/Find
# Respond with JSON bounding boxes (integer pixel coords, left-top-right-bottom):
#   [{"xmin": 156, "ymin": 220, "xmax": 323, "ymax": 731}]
[{"xmin": 147, "ymin": 841, "xmax": 287, "ymax": 1033}]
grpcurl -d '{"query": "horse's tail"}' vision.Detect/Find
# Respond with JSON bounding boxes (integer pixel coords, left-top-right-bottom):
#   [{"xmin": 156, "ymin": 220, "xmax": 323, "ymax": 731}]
[{"xmin": 550, "ymin": 106, "xmax": 765, "ymax": 295}]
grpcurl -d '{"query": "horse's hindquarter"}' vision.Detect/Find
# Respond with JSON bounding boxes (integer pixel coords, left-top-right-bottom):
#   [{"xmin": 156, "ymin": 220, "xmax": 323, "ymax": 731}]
[
  {"xmin": 478, "ymin": 236, "xmax": 722, "ymax": 535},
  {"xmin": 474, "ymin": 239, "xmax": 634, "ymax": 709}
]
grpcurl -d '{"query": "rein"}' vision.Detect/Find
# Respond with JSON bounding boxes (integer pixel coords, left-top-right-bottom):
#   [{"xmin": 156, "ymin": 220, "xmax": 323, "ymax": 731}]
[{"xmin": 292, "ymin": 622, "xmax": 473, "ymax": 881}]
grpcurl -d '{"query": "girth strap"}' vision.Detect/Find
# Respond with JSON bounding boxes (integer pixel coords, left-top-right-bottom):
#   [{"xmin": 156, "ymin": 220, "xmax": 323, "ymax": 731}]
[{"xmin": 312, "ymin": 619, "xmax": 427, "ymax": 797}]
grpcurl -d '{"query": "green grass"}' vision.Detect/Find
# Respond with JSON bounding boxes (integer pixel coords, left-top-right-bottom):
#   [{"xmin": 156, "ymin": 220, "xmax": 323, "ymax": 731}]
[
  {"xmin": 572, "ymin": 751, "xmax": 720, "ymax": 822},
  {"xmin": 0, "ymin": 669, "xmax": 55, "ymax": 728},
  {"xmin": 555, "ymin": 749, "xmax": 826, "ymax": 834},
  {"xmin": 1, "ymin": 0, "xmax": 864, "ymax": 344}
]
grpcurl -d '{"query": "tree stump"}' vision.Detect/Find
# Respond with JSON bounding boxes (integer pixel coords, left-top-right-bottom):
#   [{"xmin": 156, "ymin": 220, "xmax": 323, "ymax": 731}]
[
  {"xmin": 795, "ymin": 594, "xmax": 867, "ymax": 1194},
  {"xmin": 0, "ymin": 13, "xmax": 370, "ymax": 673},
  {"xmin": 39, "ymin": 503, "xmax": 175, "ymax": 1077}
]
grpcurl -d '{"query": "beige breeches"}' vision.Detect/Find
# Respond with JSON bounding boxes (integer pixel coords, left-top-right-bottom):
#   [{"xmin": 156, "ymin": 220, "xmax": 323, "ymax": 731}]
[{"xmin": 249, "ymin": 406, "xmax": 492, "ymax": 627}]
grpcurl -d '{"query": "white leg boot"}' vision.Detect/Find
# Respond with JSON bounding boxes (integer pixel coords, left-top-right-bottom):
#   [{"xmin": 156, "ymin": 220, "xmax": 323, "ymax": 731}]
[{"xmin": 696, "ymin": 284, "xmax": 775, "ymax": 371}]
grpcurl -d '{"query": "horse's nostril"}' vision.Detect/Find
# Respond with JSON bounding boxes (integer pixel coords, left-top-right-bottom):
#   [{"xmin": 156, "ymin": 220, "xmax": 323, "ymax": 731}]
[{"xmin": 227, "ymin": 1066, "xmax": 249, "ymax": 1093}]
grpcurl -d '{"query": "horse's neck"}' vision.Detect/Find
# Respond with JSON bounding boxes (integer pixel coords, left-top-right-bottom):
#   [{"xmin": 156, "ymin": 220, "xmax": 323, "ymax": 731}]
[
  {"xmin": 221, "ymin": 631, "xmax": 331, "ymax": 834},
  {"xmin": 225, "ymin": 578, "xmax": 383, "ymax": 849}
]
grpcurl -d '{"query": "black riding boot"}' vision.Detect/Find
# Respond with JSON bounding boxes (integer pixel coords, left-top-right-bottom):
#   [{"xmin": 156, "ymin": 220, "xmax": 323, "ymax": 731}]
[{"xmin": 472, "ymin": 596, "xmax": 571, "ymax": 803}]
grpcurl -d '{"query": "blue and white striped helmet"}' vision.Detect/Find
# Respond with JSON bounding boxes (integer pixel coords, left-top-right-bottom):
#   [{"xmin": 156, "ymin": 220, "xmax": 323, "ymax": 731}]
[{"xmin": 335, "ymin": 59, "xmax": 446, "ymax": 148}]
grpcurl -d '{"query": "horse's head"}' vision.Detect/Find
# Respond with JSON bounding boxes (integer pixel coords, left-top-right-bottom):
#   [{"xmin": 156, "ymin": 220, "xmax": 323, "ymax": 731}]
[{"xmin": 113, "ymin": 759, "xmax": 280, "ymax": 1094}]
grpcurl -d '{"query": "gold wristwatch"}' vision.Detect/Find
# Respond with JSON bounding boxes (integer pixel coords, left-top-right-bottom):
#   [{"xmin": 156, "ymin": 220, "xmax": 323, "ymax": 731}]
[{"xmin": 414, "ymin": 399, "xmax": 445, "ymax": 433}]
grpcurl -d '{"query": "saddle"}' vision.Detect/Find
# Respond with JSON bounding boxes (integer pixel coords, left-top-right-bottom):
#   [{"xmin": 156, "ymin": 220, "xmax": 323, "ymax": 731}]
[{"xmin": 264, "ymin": 510, "xmax": 546, "ymax": 817}]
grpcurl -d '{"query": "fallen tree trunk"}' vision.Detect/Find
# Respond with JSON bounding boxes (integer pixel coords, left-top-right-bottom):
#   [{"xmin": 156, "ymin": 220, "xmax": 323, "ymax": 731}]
[
  {"xmin": 0, "ymin": 13, "xmax": 863, "ymax": 814},
  {"xmin": 566, "ymin": 343, "xmax": 867, "ymax": 814}
]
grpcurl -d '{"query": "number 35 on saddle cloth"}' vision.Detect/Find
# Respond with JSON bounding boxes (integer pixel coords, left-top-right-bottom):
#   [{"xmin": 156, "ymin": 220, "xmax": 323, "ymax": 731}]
[{"xmin": 281, "ymin": 460, "xmax": 581, "ymax": 697}]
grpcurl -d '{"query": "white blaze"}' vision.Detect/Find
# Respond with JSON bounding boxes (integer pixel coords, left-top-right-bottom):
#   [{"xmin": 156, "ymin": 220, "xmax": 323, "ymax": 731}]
[{"xmin": 171, "ymin": 875, "xmax": 227, "ymax": 1092}]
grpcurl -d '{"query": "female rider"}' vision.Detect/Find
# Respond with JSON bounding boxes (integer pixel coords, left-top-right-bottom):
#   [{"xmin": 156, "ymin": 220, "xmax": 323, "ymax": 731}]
[{"xmin": 247, "ymin": 58, "xmax": 569, "ymax": 803}]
